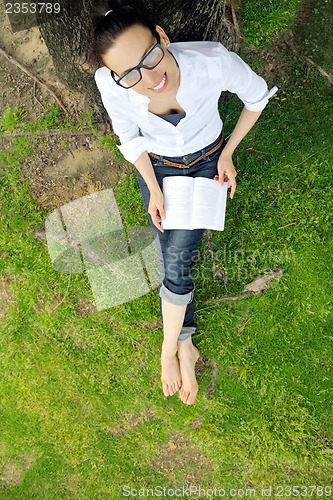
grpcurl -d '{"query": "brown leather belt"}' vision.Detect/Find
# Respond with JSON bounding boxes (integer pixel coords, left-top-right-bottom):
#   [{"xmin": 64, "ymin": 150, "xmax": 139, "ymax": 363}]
[{"xmin": 149, "ymin": 132, "xmax": 224, "ymax": 169}]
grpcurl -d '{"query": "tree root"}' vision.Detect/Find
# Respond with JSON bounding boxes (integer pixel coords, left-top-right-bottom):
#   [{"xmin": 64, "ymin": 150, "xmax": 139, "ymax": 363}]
[
  {"xmin": 0, "ymin": 45, "xmax": 70, "ymax": 116},
  {"xmin": 284, "ymin": 34, "xmax": 333, "ymax": 86},
  {"xmin": 1, "ymin": 128, "xmax": 95, "ymax": 138},
  {"xmin": 303, "ymin": 56, "xmax": 333, "ymax": 85}
]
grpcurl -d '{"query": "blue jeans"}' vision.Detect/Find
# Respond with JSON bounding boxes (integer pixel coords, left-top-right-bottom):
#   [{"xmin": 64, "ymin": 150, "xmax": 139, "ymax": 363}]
[{"xmin": 136, "ymin": 132, "xmax": 225, "ymax": 341}]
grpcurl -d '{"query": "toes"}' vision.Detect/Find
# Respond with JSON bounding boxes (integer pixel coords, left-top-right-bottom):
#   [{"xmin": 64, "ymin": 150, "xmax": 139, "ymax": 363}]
[
  {"xmin": 162, "ymin": 382, "xmax": 171, "ymax": 397},
  {"xmin": 186, "ymin": 392, "xmax": 197, "ymax": 405},
  {"xmin": 162, "ymin": 381, "xmax": 181, "ymax": 397},
  {"xmin": 180, "ymin": 389, "xmax": 189, "ymax": 404},
  {"xmin": 171, "ymin": 380, "xmax": 181, "ymax": 395},
  {"xmin": 180, "ymin": 387, "xmax": 198, "ymax": 405}
]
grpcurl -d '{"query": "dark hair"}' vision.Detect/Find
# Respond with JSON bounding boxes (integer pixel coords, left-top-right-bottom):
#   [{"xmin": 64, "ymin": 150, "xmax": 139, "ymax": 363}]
[{"xmin": 91, "ymin": 0, "xmax": 159, "ymax": 64}]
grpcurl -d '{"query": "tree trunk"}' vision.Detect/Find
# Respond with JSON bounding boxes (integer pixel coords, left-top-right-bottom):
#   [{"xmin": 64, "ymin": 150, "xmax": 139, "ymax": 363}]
[
  {"xmin": 35, "ymin": 0, "xmax": 102, "ymax": 119},
  {"xmin": 145, "ymin": 0, "xmax": 238, "ymax": 47},
  {"xmin": 36, "ymin": 0, "xmax": 238, "ymax": 122}
]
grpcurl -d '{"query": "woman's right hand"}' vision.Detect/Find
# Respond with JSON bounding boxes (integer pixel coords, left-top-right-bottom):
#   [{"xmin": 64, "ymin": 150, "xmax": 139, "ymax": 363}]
[{"xmin": 148, "ymin": 187, "xmax": 165, "ymax": 233}]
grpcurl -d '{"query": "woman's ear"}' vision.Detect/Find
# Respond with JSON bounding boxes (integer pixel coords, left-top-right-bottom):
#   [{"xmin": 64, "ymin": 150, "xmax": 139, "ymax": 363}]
[{"xmin": 155, "ymin": 25, "xmax": 170, "ymax": 46}]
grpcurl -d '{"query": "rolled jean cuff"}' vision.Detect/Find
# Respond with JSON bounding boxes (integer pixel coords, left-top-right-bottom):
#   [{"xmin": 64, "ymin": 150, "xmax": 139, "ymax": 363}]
[
  {"xmin": 178, "ymin": 326, "xmax": 197, "ymax": 341},
  {"xmin": 159, "ymin": 282, "xmax": 194, "ymax": 306}
]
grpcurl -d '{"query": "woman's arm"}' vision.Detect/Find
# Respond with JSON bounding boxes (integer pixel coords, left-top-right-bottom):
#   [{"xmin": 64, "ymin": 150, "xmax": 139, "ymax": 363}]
[
  {"xmin": 134, "ymin": 151, "xmax": 165, "ymax": 233},
  {"xmin": 217, "ymin": 107, "xmax": 262, "ymax": 198}
]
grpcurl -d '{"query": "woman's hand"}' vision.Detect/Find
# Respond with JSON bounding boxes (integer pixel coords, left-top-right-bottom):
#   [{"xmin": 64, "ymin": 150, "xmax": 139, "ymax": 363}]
[
  {"xmin": 148, "ymin": 187, "xmax": 165, "ymax": 233},
  {"xmin": 214, "ymin": 153, "xmax": 237, "ymax": 199}
]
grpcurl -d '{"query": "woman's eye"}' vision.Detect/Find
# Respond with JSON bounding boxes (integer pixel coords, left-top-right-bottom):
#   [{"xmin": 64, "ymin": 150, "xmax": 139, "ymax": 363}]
[{"xmin": 143, "ymin": 50, "xmax": 159, "ymax": 66}]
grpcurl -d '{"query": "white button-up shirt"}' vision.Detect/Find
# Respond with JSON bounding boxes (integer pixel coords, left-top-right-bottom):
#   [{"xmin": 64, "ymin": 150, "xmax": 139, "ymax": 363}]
[{"xmin": 95, "ymin": 41, "xmax": 277, "ymax": 164}]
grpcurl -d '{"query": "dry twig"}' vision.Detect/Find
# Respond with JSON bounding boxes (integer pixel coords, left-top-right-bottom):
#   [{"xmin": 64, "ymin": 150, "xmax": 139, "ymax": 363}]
[
  {"xmin": 33, "ymin": 80, "xmax": 45, "ymax": 109},
  {"xmin": 284, "ymin": 35, "xmax": 333, "ymax": 86},
  {"xmin": 304, "ymin": 56, "xmax": 333, "ymax": 85},
  {"xmin": 1, "ymin": 129, "xmax": 95, "ymax": 138},
  {"xmin": 0, "ymin": 45, "xmax": 70, "ymax": 116}
]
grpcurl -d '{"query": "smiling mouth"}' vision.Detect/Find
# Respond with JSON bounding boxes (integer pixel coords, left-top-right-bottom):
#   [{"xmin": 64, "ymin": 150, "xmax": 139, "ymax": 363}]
[{"xmin": 150, "ymin": 72, "xmax": 168, "ymax": 92}]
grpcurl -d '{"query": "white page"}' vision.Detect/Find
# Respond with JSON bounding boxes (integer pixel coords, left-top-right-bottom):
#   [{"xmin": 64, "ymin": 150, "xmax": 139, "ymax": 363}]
[
  {"xmin": 162, "ymin": 177, "xmax": 194, "ymax": 229},
  {"xmin": 161, "ymin": 176, "xmax": 228, "ymax": 231},
  {"xmin": 192, "ymin": 179, "xmax": 228, "ymax": 230}
]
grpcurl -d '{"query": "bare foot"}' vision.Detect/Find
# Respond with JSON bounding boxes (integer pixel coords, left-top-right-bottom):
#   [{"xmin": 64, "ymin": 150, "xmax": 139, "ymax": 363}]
[
  {"xmin": 177, "ymin": 338, "xmax": 200, "ymax": 405},
  {"xmin": 161, "ymin": 352, "xmax": 182, "ymax": 397}
]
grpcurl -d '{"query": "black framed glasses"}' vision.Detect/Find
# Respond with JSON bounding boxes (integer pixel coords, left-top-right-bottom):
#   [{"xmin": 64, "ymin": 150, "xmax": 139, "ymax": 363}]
[{"xmin": 111, "ymin": 42, "xmax": 165, "ymax": 89}]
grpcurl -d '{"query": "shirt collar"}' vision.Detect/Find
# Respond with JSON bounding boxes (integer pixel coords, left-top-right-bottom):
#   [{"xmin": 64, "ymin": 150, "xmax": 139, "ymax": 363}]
[
  {"xmin": 169, "ymin": 45, "xmax": 192, "ymax": 111},
  {"xmin": 126, "ymin": 44, "xmax": 192, "ymax": 116}
]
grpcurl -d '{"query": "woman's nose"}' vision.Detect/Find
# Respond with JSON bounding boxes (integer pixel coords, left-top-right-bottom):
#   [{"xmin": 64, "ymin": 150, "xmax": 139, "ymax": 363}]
[{"xmin": 141, "ymin": 68, "xmax": 160, "ymax": 88}]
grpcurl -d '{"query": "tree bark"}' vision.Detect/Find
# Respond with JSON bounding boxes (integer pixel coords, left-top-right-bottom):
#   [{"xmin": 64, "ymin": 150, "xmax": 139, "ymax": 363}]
[
  {"xmin": 145, "ymin": 0, "xmax": 238, "ymax": 47},
  {"xmin": 36, "ymin": 0, "xmax": 238, "ymax": 122},
  {"xmin": 35, "ymin": 0, "xmax": 102, "ymax": 119}
]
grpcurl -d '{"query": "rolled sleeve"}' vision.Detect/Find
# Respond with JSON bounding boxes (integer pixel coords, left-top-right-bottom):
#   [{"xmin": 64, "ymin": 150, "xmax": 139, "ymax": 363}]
[
  {"xmin": 95, "ymin": 68, "xmax": 150, "ymax": 164},
  {"xmin": 117, "ymin": 136, "xmax": 151, "ymax": 164},
  {"xmin": 219, "ymin": 45, "xmax": 278, "ymax": 111}
]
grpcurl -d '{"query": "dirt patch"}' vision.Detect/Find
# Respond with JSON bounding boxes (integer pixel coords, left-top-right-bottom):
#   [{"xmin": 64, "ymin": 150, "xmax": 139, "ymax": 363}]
[
  {"xmin": 63, "ymin": 474, "xmax": 81, "ymax": 493},
  {"xmin": 0, "ymin": 455, "xmax": 35, "ymax": 486},
  {"xmin": 19, "ymin": 133, "xmax": 132, "ymax": 210},
  {"xmin": 0, "ymin": 2, "xmax": 82, "ymax": 119},
  {"xmin": 75, "ymin": 298, "xmax": 97, "ymax": 317},
  {"xmin": 0, "ymin": 463, "xmax": 24, "ymax": 486},
  {"xmin": 151, "ymin": 432, "xmax": 214, "ymax": 483},
  {"xmin": 132, "ymin": 319, "xmax": 162, "ymax": 330},
  {"xmin": 105, "ymin": 407, "xmax": 157, "ymax": 437},
  {"xmin": 0, "ymin": 3, "xmax": 132, "ymax": 211},
  {"xmin": 0, "ymin": 274, "xmax": 15, "ymax": 320}
]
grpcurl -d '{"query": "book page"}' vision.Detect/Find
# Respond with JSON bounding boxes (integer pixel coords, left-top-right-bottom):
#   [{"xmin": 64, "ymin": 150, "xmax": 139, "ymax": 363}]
[
  {"xmin": 161, "ymin": 177, "xmax": 194, "ymax": 229},
  {"xmin": 192, "ymin": 178, "xmax": 228, "ymax": 230}
]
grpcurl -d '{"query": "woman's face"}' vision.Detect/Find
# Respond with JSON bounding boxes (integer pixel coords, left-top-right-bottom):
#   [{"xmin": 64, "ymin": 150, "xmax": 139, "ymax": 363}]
[{"xmin": 102, "ymin": 24, "xmax": 180, "ymax": 98}]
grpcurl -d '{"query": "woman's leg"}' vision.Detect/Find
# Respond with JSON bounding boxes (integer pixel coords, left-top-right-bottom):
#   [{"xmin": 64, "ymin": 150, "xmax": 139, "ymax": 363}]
[
  {"xmin": 136, "ymin": 142, "xmax": 222, "ymax": 403},
  {"xmin": 136, "ymin": 171, "xmax": 186, "ymax": 397},
  {"xmin": 159, "ymin": 227, "xmax": 204, "ymax": 404},
  {"xmin": 177, "ymin": 337, "xmax": 200, "ymax": 405},
  {"xmin": 160, "ymin": 300, "xmax": 186, "ymax": 396}
]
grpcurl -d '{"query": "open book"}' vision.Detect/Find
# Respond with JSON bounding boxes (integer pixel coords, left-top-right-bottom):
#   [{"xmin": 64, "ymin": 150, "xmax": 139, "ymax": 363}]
[{"xmin": 161, "ymin": 176, "xmax": 228, "ymax": 231}]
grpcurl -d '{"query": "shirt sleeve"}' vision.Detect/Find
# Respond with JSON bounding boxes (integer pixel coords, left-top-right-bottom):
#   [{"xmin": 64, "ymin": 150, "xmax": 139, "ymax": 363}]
[
  {"xmin": 218, "ymin": 45, "xmax": 277, "ymax": 111},
  {"xmin": 94, "ymin": 68, "xmax": 150, "ymax": 164}
]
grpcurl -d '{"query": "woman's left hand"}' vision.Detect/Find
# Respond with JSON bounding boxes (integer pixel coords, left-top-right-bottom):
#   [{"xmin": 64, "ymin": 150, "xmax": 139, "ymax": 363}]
[{"xmin": 214, "ymin": 153, "xmax": 237, "ymax": 199}]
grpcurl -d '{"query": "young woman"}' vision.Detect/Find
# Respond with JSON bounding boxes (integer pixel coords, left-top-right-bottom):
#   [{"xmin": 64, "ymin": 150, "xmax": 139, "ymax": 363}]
[{"xmin": 92, "ymin": 0, "xmax": 277, "ymax": 405}]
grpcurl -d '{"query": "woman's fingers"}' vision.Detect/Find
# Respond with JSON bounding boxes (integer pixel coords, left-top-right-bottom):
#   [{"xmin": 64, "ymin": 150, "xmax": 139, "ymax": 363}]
[
  {"xmin": 215, "ymin": 172, "xmax": 237, "ymax": 199},
  {"xmin": 217, "ymin": 154, "xmax": 237, "ymax": 199},
  {"xmin": 153, "ymin": 211, "xmax": 164, "ymax": 232},
  {"xmin": 228, "ymin": 175, "xmax": 237, "ymax": 199},
  {"xmin": 158, "ymin": 203, "xmax": 165, "ymax": 221},
  {"xmin": 149, "ymin": 197, "xmax": 165, "ymax": 233},
  {"xmin": 223, "ymin": 170, "xmax": 237, "ymax": 198}
]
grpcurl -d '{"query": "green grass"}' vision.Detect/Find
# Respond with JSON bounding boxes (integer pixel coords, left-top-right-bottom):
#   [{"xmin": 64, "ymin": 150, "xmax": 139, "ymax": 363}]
[
  {"xmin": 0, "ymin": 106, "xmax": 27, "ymax": 134},
  {"xmin": 1, "ymin": 6, "xmax": 333, "ymax": 498},
  {"xmin": 295, "ymin": 0, "xmax": 333, "ymax": 74},
  {"xmin": 96, "ymin": 132, "xmax": 124, "ymax": 161},
  {"xmin": 239, "ymin": 0, "xmax": 303, "ymax": 47}
]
